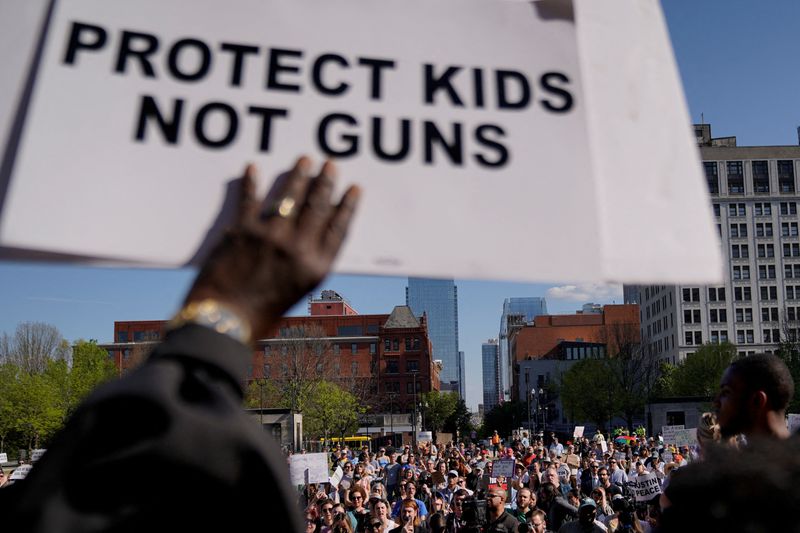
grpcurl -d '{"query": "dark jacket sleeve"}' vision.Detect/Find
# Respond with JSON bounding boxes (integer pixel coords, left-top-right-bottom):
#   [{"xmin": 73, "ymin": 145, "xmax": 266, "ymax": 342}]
[{"xmin": 1, "ymin": 324, "xmax": 303, "ymax": 532}]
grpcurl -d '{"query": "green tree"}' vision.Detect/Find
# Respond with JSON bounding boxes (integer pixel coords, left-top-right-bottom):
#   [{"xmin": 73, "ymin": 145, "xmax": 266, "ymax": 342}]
[
  {"xmin": 443, "ymin": 398, "xmax": 473, "ymax": 440},
  {"xmin": 559, "ymin": 358, "xmax": 618, "ymax": 430},
  {"xmin": 12, "ymin": 369, "xmax": 64, "ymax": 453},
  {"xmin": 655, "ymin": 343, "xmax": 737, "ymax": 398},
  {"xmin": 304, "ymin": 381, "xmax": 363, "ymax": 441},
  {"xmin": 482, "ymin": 401, "xmax": 526, "ymax": 438},
  {"xmin": 68, "ymin": 340, "xmax": 118, "ymax": 410},
  {"xmin": 0, "ymin": 363, "xmax": 18, "ymax": 453},
  {"xmin": 601, "ymin": 324, "xmax": 659, "ymax": 429},
  {"xmin": 421, "ymin": 390, "xmax": 458, "ymax": 436}
]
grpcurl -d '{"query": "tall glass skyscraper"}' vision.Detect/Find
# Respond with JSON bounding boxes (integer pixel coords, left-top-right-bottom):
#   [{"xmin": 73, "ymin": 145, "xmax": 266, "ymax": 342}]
[
  {"xmin": 498, "ymin": 297, "xmax": 547, "ymax": 401},
  {"xmin": 406, "ymin": 278, "xmax": 462, "ymax": 398},
  {"xmin": 482, "ymin": 339, "xmax": 500, "ymax": 412}
]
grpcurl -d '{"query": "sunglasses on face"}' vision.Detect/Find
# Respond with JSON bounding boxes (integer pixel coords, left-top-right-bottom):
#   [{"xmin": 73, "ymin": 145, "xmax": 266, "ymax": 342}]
[{"xmin": 322, "ymin": 508, "xmax": 334, "ymax": 513}]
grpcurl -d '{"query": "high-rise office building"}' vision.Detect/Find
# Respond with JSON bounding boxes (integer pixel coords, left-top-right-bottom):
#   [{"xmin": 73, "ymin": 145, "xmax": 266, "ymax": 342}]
[
  {"xmin": 498, "ymin": 297, "xmax": 547, "ymax": 401},
  {"xmin": 406, "ymin": 278, "xmax": 462, "ymax": 396},
  {"xmin": 626, "ymin": 124, "xmax": 800, "ymax": 363},
  {"xmin": 482, "ymin": 339, "xmax": 500, "ymax": 412}
]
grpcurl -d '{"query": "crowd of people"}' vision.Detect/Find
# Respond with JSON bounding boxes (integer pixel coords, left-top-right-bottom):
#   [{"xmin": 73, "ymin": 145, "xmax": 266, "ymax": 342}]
[{"xmin": 298, "ymin": 429, "xmax": 689, "ymax": 533}]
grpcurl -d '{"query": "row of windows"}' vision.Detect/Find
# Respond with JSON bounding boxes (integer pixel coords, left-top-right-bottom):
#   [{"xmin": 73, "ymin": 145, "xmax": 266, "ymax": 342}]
[
  {"xmin": 384, "ymin": 360, "xmax": 420, "ymax": 373},
  {"xmin": 729, "ymin": 222, "xmax": 799, "ymax": 238},
  {"xmin": 116, "ymin": 330, "xmax": 160, "ymax": 343},
  {"xmin": 719, "ymin": 201, "xmax": 798, "ymax": 218},
  {"xmin": 262, "ymin": 361, "xmax": 363, "ymax": 377},
  {"xmin": 385, "ymin": 337, "xmax": 422, "ymax": 352},
  {"xmin": 691, "ymin": 329, "xmax": 784, "ymax": 345},
  {"xmin": 264, "ymin": 342, "xmax": 378, "ymax": 356},
  {"xmin": 706, "ymin": 161, "xmax": 796, "ymax": 195},
  {"xmin": 384, "ymin": 382, "xmax": 421, "ymax": 394},
  {"xmin": 681, "ymin": 285, "xmax": 800, "ymax": 303}
]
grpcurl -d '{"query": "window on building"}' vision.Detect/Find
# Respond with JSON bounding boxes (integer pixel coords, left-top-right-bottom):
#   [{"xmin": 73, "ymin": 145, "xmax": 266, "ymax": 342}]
[
  {"xmin": 731, "ymin": 244, "xmax": 749, "ymax": 259},
  {"xmin": 369, "ymin": 343, "xmax": 377, "ymax": 354},
  {"xmin": 788, "ymin": 286, "xmax": 800, "ymax": 300},
  {"xmin": 351, "ymin": 362, "xmax": 358, "ymax": 375},
  {"xmin": 708, "ymin": 287, "xmax": 726, "ymax": 301},
  {"xmin": 727, "ymin": 162, "xmax": 745, "ymax": 194},
  {"xmin": 778, "ymin": 160, "xmax": 796, "ymax": 193},
  {"xmin": 384, "ymin": 338, "xmax": 391, "ymax": 351},
  {"xmin": 683, "ymin": 309, "xmax": 702, "ymax": 324},
  {"xmin": 761, "ymin": 307, "xmax": 779, "ymax": 322},
  {"xmin": 710, "ymin": 308, "xmax": 728, "ymax": 323},
  {"xmin": 392, "ymin": 338, "xmax": 400, "ymax": 351},
  {"xmin": 760, "ymin": 286, "xmax": 778, "ymax": 300},
  {"xmin": 729, "ymin": 203, "xmax": 746, "ymax": 217},
  {"xmin": 758, "ymin": 264, "xmax": 777, "ymax": 279},
  {"xmin": 735, "ymin": 308, "xmax": 753, "ymax": 323},
  {"xmin": 757, "ymin": 244, "xmax": 775, "ymax": 258},
  {"xmin": 713, "ymin": 203, "xmax": 721, "ymax": 217},
  {"xmin": 786, "ymin": 264, "xmax": 800, "ymax": 279},
  {"xmin": 730, "ymin": 223, "xmax": 748, "ymax": 238},
  {"xmin": 784, "ymin": 243, "xmax": 800, "ymax": 258},
  {"xmin": 337, "ymin": 325, "xmax": 363, "ymax": 336},
  {"xmin": 781, "ymin": 202, "xmax": 798, "ymax": 215},
  {"xmin": 386, "ymin": 360, "xmax": 398, "ymax": 374},
  {"xmin": 351, "ymin": 343, "xmax": 358, "ymax": 354},
  {"xmin": 789, "ymin": 307, "xmax": 799, "ymax": 321},
  {"xmin": 764, "ymin": 329, "xmax": 781, "ymax": 343},
  {"xmin": 755, "ymin": 202, "xmax": 773, "ymax": 216},
  {"xmin": 752, "ymin": 160, "xmax": 770, "ymax": 193},
  {"xmin": 705, "ymin": 161, "xmax": 719, "ymax": 194},
  {"xmin": 281, "ymin": 345, "xmax": 289, "ymax": 356},
  {"xmin": 406, "ymin": 360, "xmax": 419, "ymax": 372},
  {"xmin": 332, "ymin": 344, "xmax": 340, "ymax": 356},
  {"xmin": 406, "ymin": 381, "xmax": 420, "ymax": 394},
  {"xmin": 782, "ymin": 222, "xmax": 800, "ymax": 237},
  {"xmin": 734, "ymin": 286, "xmax": 752, "ymax": 301},
  {"xmin": 732, "ymin": 265, "xmax": 750, "ymax": 280}
]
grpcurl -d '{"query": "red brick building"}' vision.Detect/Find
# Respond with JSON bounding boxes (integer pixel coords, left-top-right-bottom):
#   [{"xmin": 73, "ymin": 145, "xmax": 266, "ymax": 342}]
[
  {"xmin": 105, "ymin": 291, "xmax": 440, "ymax": 411},
  {"xmin": 509, "ymin": 304, "xmax": 640, "ymax": 402},
  {"xmin": 509, "ymin": 304, "xmax": 640, "ymax": 361}
]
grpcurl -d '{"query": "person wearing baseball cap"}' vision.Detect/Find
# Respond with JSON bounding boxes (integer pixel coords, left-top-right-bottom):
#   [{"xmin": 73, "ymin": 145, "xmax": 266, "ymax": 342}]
[{"xmin": 557, "ymin": 498, "xmax": 606, "ymax": 533}]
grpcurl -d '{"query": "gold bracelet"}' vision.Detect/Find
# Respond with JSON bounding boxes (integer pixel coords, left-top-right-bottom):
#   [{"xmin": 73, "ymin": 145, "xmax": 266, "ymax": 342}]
[{"xmin": 168, "ymin": 299, "xmax": 252, "ymax": 345}]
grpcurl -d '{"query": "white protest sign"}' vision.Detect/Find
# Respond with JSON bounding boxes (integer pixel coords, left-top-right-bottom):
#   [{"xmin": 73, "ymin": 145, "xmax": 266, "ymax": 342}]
[
  {"xmin": 788, "ymin": 413, "xmax": 800, "ymax": 434},
  {"xmin": 599, "ymin": 440, "xmax": 608, "ymax": 453},
  {"xmin": 329, "ymin": 465, "xmax": 344, "ymax": 487},
  {"xmin": 30, "ymin": 449, "xmax": 46, "ymax": 462},
  {"xmin": 661, "ymin": 425, "xmax": 684, "ymax": 445},
  {"xmin": 573, "ymin": 426, "xmax": 585, "ymax": 438},
  {"xmin": 557, "ymin": 464, "xmax": 571, "ymax": 482},
  {"xmin": 661, "ymin": 451, "xmax": 673, "ymax": 464},
  {"xmin": 10, "ymin": 464, "xmax": 32, "ymax": 481},
  {"xmin": 633, "ymin": 472, "xmax": 661, "ymax": 502},
  {"xmin": 0, "ymin": 0, "xmax": 722, "ymax": 284},
  {"xmin": 613, "ymin": 452, "xmax": 625, "ymax": 462},
  {"xmin": 417, "ymin": 431, "xmax": 433, "ymax": 442},
  {"xmin": 289, "ymin": 452, "xmax": 330, "ymax": 486},
  {"xmin": 491, "ymin": 459, "xmax": 515, "ymax": 478},
  {"xmin": 674, "ymin": 428, "xmax": 697, "ymax": 448},
  {"xmin": 0, "ymin": 453, "xmax": 7, "ymax": 463}
]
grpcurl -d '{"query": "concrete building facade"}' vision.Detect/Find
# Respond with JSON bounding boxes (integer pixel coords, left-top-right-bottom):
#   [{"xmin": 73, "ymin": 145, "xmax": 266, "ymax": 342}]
[
  {"xmin": 626, "ymin": 124, "xmax": 800, "ymax": 363},
  {"xmin": 498, "ymin": 297, "xmax": 547, "ymax": 402}
]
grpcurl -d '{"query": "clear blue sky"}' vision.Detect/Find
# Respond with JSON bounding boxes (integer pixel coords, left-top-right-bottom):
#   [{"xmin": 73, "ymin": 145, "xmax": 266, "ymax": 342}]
[{"xmin": 2, "ymin": 0, "xmax": 799, "ymax": 411}]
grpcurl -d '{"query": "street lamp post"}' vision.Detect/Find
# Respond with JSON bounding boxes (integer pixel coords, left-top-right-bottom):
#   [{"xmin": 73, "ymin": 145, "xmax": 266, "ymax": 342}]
[
  {"xmin": 527, "ymin": 388, "xmax": 533, "ymax": 435},
  {"xmin": 388, "ymin": 393, "xmax": 397, "ymax": 448},
  {"xmin": 411, "ymin": 370, "xmax": 419, "ymax": 448}
]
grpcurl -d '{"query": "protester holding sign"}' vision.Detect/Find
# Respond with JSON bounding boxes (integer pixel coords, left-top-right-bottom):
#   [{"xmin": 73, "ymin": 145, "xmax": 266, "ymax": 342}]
[{"xmin": 0, "ymin": 158, "xmax": 360, "ymax": 532}]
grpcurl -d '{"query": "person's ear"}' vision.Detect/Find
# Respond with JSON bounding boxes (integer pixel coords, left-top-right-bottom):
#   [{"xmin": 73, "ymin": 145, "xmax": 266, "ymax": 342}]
[{"xmin": 751, "ymin": 390, "xmax": 769, "ymax": 410}]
